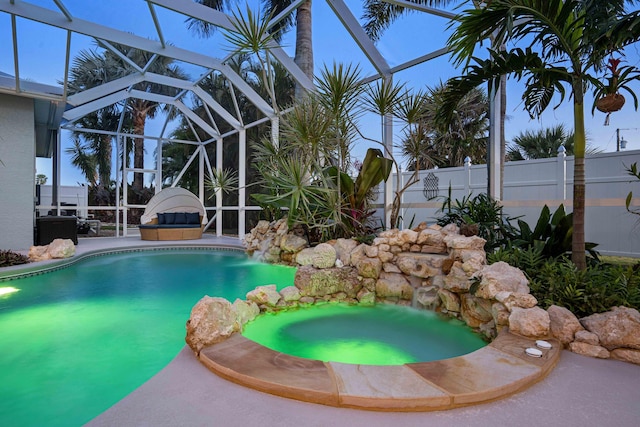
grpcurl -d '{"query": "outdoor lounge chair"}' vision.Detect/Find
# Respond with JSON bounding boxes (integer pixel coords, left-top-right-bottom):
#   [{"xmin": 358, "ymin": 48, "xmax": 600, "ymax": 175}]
[{"xmin": 138, "ymin": 187, "xmax": 207, "ymax": 240}]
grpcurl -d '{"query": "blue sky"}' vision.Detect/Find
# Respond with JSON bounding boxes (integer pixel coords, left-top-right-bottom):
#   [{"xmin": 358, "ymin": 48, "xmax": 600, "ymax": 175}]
[{"xmin": 3, "ymin": 0, "xmax": 639, "ymax": 185}]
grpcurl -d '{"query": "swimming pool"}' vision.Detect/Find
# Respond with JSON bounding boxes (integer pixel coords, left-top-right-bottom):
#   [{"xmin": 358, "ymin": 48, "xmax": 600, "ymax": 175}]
[
  {"xmin": 0, "ymin": 249, "xmax": 295, "ymax": 427},
  {"xmin": 242, "ymin": 303, "xmax": 487, "ymax": 365}
]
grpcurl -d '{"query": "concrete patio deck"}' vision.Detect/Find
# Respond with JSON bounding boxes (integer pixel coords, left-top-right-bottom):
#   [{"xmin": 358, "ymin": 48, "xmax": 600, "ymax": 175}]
[{"xmin": 89, "ymin": 344, "xmax": 639, "ymax": 427}]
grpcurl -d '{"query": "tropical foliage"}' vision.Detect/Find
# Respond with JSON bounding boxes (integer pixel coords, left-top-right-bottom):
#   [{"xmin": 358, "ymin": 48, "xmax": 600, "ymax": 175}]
[
  {"xmin": 401, "ymin": 83, "xmax": 488, "ymax": 170},
  {"xmin": 436, "ymin": 0, "xmax": 640, "ymax": 269},
  {"xmin": 507, "ymin": 125, "xmax": 575, "ymax": 160},
  {"xmin": 66, "ymin": 41, "xmax": 187, "ymax": 205},
  {"xmin": 436, "ymin": 191, "xmax": 518, "ymax": 252},
  {"xmin": 0, "ymin": 250, "xmax": 30, "ymax": 267},
  {"xmin": 250, "ymin": 63, "xmax": 392, "ymax": 242}
]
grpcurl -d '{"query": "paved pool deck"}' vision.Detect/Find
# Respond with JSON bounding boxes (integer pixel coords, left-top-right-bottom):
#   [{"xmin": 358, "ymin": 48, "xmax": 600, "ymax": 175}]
[{"xmin": 89, "ymin": 345, "xmax": 639, "ymax": 427}]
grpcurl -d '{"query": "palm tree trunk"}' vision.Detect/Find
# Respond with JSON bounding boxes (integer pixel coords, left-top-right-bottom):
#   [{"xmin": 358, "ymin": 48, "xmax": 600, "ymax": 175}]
[
  {"xmin": 98, "ymin": 134, "xmax": 112, "ymax": 188},
  {"xmin": 571, "ymin": 79, "xmax": 586, "ymax": 270},
  {"xmin": 500, "ymin": 75, "xmax": 506, "ymax": 199},
  {"xmin": 294, "ymin": 0, "xmax": 313, "ymax": 99},
  {"xmin": 133, "ymin": 104, "xmax": 146, "ymax": 193}
]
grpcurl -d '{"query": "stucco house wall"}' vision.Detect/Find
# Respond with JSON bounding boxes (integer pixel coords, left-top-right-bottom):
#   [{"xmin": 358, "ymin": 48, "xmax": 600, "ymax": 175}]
[{"xmin": 0, "ymin": 93, "xmax": 35, "ymax": 251}]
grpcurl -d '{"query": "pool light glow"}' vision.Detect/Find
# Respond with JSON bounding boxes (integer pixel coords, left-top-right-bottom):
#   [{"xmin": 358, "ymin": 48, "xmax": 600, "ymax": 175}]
[{"xmin": 0, "ymin": 287, "xmax": 20, "ymax": 297}]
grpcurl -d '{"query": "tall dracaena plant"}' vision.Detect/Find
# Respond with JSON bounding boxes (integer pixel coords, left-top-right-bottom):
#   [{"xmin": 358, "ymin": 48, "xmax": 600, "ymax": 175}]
[
  {"xmin": 224, "ymin": 6, "xmax": 280, "ymax": 115},
  {"xmin": 362, "ymin": 78, "xmax": 429, "ymax": 228}
]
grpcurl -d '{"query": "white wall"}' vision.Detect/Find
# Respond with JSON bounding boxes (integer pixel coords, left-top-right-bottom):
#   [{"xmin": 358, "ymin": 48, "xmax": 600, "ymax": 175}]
[
  {"xmin": 37, "ymin": 185, "xmax": 89, "ymax": 218},
  {"xmin": 0, "ymin": 93, "xmax": 35, "ymax": 251}
]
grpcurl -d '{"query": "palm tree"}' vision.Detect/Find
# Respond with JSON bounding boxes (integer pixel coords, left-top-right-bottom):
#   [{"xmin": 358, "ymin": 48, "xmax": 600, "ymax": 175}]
[
  {"xmin": 437, "ymin": 0, "xmax": 640, "ymax": 269},
  {"xmin": 66, "ymin": 49, "xmax": 126, "ymax": 192},
  {"xmin": 363, "ymin": 1, "xmax": 511, "ymax": 196},
  {"xmin": 66, "ymin": 43, "xmax": 188, "ymax": 196},
  {"xmin": 402, "ymin": 83, "xmax": 489, "ymax": 169},
  {"xmin": 507, "ymin": 125, "xmax": 578, "ymax": 160},
  {"xmin": 188, "ymin": 0, "xmax": 313, "ymax": 92},
  {"xmin": 101, "ymin": 44, "xmax": 188, "ymax": 194}
]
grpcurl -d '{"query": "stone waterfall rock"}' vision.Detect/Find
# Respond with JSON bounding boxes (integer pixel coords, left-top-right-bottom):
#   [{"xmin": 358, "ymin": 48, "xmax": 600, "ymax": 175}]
[
  {"xmin": 375, "ymin": 272, "xmax": 413, "ymax": 301},
  {"xmin": 395, "ymin": 253, "xmax": 448, "ymax": 279},
  {"xmin": 475, "ymin": 261, "xmax": 530, "ymax": 300},
  {"xmin": 294, "ymin": 265, "xmax": 362, "ymax": 298},
  {"xmin": 280, "ymin": 234, "xmax": 308, "ymax": 252},
  {"xmin": 295, "ymin": 243, "xmax": 337, "ymax": 269},
  {"xmin": 186, "ymin": 296, "xmax": 239, "ymax": 355}
]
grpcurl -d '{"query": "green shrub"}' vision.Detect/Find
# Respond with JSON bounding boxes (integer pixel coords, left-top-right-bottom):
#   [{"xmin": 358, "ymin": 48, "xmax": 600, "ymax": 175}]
[
  {"xmin": 510, "ymin": 204, "xmax": 599, "ymax": 260},
  {"xmin": 436, "ymin": 191, "xmax": 518, "ymax": 252},
  {"xmin": 491, "ymin": 248, "xmax": 640, "ymax": 317},
  {"xmin": 0, "ymin": 250, "xmax": 30, "ymax": 268}
]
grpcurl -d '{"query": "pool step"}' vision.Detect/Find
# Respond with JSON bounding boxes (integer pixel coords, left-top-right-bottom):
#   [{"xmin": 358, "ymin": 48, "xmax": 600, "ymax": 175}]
[{"xmin": 198, "ymin": 330, "xmax": 561, "ymax": 412}]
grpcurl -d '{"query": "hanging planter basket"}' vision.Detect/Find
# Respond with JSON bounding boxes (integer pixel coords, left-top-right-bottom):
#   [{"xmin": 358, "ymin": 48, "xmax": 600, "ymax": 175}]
[
  {"xmin": 596, "ymin": 93, "xmax": 626, "ymax": 125},
  {"xmin": 596, "ymin": 93, "xmax": 626, "ymax": 113}
]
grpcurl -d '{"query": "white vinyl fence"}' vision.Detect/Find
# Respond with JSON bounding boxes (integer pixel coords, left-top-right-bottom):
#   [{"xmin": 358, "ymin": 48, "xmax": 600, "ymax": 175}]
[{"xmin": 375, "ymin": 149, "xmax": 640, "ymax": 258}]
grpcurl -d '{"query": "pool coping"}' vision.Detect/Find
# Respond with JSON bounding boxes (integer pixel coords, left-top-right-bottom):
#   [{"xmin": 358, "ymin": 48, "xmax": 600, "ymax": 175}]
[
  {"xmin": 197, "ymin": 329, "xmax": 561, "ymax": 412},
  {"xmin": 0, "ymin": 238, "xmax": 244, "ymax": 282}
]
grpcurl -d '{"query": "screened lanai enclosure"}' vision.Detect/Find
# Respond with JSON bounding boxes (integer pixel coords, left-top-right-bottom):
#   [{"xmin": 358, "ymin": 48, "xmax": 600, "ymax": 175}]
[{"xmin": 0, "ymin": 0, "xmax": 503, "ymax": 249}]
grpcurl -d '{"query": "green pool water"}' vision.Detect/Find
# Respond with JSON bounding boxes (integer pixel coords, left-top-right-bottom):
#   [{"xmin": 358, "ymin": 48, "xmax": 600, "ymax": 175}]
[
  {"xmin": 0, "ymin": 249, "xmax": 295, "ymax": 427},
  {"xmin": 242, "ymin": 303, "xmax": 487, "ymax": 365}
]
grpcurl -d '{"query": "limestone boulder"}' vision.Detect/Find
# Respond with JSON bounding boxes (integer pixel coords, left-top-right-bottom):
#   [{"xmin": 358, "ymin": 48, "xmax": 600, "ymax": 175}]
[
  {"xmin": 460, "ymin": 294, "xmax": 493, "ymax": 328},
  {"xmin": 28, "ymin": 245, "xmax": 51, "ymax": 261},
  {"xmin": 443, "ymin": 234, "xmax": 486, "ymax": 250},
  {"xmin": 263, "ymin": 246, "xmax": 281, "ymax": 263},
  {"xmin": 185, "ymin": 296, "xmax": 238, "ymax": 354},
  {"xmin": 333, "ymin": 238, "xmax": 358, "ymax": 266},
  {"xmin": 255, "ymin": 220, "xmax": 270, "ymax": 234},
  {"xmin": 364, "ymin": 245, "xmax": 379, "ymax": 258},
  {"xmin": 294, "ymin": 266, "xmax": 361, "ymax": 298},
  {"xmin": 246, "ymin": 285, "xmax": 281, "ymax": 307},
  {"xmin": 232, "ymin": 299, "xmax": 260, "ymax": 327},
  {"xmin": 396, "ymin": 253, "xmax": 447, "ymax": 279},
  {"xmin": 438, "ymin": 289, "xmax": 461, "ymax": 312},
  {"xmin": 295, "ymin": 243, "xmax": 337, "ymax": 269},
  {"xmin": 492, "ymin": 302, "xmax": 511, "ymax": 327},
  {"xmin": 580, "ymin": 306, "xmax": 640, "ymax": 350},
  {"xmin": 569, "ymin": 342, "xmax": 610, "ymax": 359},
  {"xmin": 495, "ymin": 291, "xmax": 538, "ymax": 311},
  {"xmin": 610, "ymin": 348, "xmax": 640, "ymax": 365},
  {"xmin": 416, "ymin": 229, "xmax": 446, "ymax": 253},
  {"xmin": 474, "ymin": 262, "xmax": 529, "ymax": 300},
  {"xmin": 574, "ymin": 330, "xmax": 600, "ymax": 345},
  {"xmin": 547, "ymin": 305, "xmax": 584, "ymax": 346},
  {"xmin": 399, "ymin": 229, "xmax": 419, "ymax": 245},
  {"xmin": 375, "ymin": 272, "xmax": 413, "ymax": 300},
  {"xmin": 357, "ymin": 288, "xmax": 376, "ymax": 305},
  {"xmin": 508, "ymin": 306, "xmax": 550, "ymax": 338},
  {"xmin": 440, "ymin": 223, "xmax": 459, "ymax": 235},
  {"xmin": 443, "ymin": 262, "xmax": 472, "ymax": 293},
  {"xmin": 280, "ymin": 234, "xmax": 308, "ymax": 252},
  {"xmin": 349, "ymin": 244, "xmax": 368, "ymax": 268},
  {"xmin": 47, "ymin": 239, "xmax": 76, "ymax": 258},
  {"xmin": 355, "ymin": 256, "xmax": 382, "ymax": 279},
  {"xmin": 280, "ymin": 286, "xmax": 301, "ymax": 302}
]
